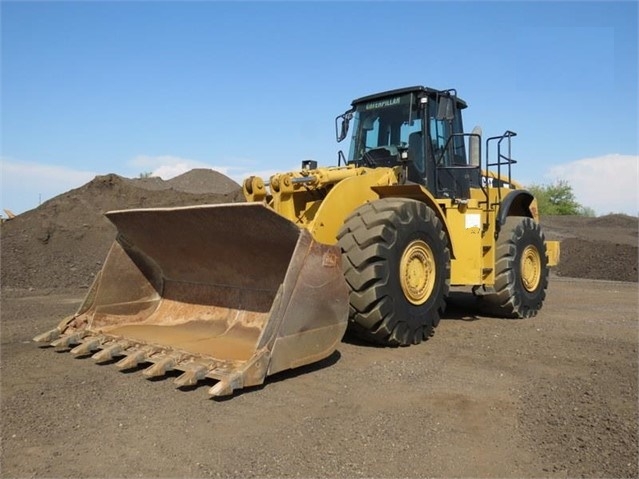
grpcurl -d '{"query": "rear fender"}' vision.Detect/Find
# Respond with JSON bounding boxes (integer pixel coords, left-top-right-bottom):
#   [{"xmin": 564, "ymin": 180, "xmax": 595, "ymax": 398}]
[
  {"xmin": 496, "ymin": 190, "xmax": 559, "ymax": 267},
  {"xmin": 497, "ymin": 190, "xmax": 536, "ymax": 228}
]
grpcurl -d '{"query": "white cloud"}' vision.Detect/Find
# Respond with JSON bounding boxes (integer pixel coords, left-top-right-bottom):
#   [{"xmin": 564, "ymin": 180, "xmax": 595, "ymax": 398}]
[
  {"xmin": 544, "ymin": 154, "xmax": 638, "ymax": 216},
  {"xmin": 1, "ymin": 158, "xmax": 96, "ymax": 215}
]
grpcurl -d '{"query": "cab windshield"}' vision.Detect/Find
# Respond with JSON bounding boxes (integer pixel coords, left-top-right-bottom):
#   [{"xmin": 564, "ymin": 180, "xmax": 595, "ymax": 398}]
[{"xmin": 348, "ymin": 93, "xmax": 422, "ymax": 163}]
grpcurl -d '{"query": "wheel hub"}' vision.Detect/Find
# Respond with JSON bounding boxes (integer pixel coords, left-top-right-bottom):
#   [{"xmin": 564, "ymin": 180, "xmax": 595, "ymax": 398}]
[
  {"xmin": 400, "ymin": 240, "xmax": 435, "ymax": 305},
  {"xmin": 520, "ymin": 245, "xmax": 542, "ymax": 292}
]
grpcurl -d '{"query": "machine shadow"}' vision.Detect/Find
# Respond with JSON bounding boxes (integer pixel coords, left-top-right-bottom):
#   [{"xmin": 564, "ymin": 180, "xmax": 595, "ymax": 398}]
[
  {"xmin": 211, "ymin": 350, "xmax": 343, "ymax": 402},
  {"xmin": 442, "ymin": 291, "xmax": 484, "ymax": 321}
]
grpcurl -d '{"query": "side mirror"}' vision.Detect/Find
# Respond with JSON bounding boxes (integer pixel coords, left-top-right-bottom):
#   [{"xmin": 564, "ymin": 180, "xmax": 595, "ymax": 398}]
[
  {"xmin": 469, "ymin": 126, "xmax": 482, "ymax": 166},
  {"xmin": 335, "ymin": 112, "xmax": 352, "ymax": 142},
  {"xmin": 436, "ymin": 96, "xmax": 455, "ymax": 121}
]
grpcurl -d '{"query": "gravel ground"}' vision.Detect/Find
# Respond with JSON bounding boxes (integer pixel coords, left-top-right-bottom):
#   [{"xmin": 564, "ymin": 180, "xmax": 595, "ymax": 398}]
[{"xmin": 1, "ymin": 278, "xmax": 637, "ymax": 478}]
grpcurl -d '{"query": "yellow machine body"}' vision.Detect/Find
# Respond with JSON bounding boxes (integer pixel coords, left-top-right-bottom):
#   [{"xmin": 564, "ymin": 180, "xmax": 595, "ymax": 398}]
[{"xmin": 244, "ymin": 164, "xmax": 559, "ymax": 287}]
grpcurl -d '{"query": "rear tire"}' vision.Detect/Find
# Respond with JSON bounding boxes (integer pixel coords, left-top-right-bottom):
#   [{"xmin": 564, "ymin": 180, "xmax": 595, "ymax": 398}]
[
  {"xmin": 482, "ymin": 216, "xmax": 549, "ymax": 318},
  {"xmin": 337, "ymin": 198, "xmax": 450, "ymax": 346}
]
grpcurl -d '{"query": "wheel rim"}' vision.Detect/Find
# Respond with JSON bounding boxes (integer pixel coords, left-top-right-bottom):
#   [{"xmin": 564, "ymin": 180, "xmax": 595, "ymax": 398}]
[
  {"xmin": 400, "ymin": 240, "xmax": 436, "ymax": 305},
  {"xmin": 520, "ymin": 245, "xmax": 542, "ymax": 292}
]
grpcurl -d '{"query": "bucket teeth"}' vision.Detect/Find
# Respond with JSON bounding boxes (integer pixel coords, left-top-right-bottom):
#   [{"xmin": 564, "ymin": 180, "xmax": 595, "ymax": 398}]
[
  {"xmin": 174, "ymin": 364, "xmax": 207, "ymax": 388},
  {"xmin": 143, "ymin": 357, "xmax": 176, "ymax": 379},
  {"xmin": 209, "ymin": 378, "xmax": 235, "ymax": 397},
  {"xmin": 92, "ymin": 341, "xmax": 129, "ymax": 363},
  {"xmin": 71, "ymin": 337, "xmax": 101, "ymax": 356},
  {"xmin": 115, "ymin": 349, "xmax": 148, "ymax": 370},
  {"xmin": 208, "ymin": 371, "xmax": 247, "ymax": 397},
  {"xmin": 51, "ymin": 332, "xmax": 82, "ymax": 349},
  {"xmin": 33, "ymin": 328, "xmax": 61, "ymax": 343}
]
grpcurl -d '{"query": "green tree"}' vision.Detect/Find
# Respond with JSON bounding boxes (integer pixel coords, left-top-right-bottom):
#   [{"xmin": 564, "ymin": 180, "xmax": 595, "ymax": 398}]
[
  {"xmin": 528, "ymin": 180, "xmax": 593, "ymax": 216},
  {"xmin": 578, "ymin": 205, "xmax": 596, "ymax": 217},
  {"xmin": 138, "ymin": 171, "xmax": 154, "ymax": 178}
]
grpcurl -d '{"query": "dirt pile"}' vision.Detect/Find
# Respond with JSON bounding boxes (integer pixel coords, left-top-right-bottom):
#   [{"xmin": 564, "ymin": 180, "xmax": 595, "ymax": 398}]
[
  {"xmin": 133, "ymin": 168, "xmax": 241, "ymax": 194},
  {"xmin": 0, "ymin": 170, "xmax": 244, "ymax": 289},
  {"xmin": 542, "ymin": 214, "xmax": 638, "ymax": 282},
  {"xmin": 1, "ymin": 169, "xmax": 637, "ymax": 290}
]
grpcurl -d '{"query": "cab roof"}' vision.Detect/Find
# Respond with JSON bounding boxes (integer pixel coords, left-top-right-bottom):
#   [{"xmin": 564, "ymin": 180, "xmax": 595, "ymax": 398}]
[{"xmin": 351, "ymin": 86, "xmax": 468, "ymax": 110}]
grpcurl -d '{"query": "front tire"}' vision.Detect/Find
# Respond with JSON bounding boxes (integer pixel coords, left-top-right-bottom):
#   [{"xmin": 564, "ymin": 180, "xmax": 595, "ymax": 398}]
[
  {"xmin": 483, "ymin": 216, "xmax": 549, "ymax": 318},
  {"xmin": 337, "ymin": 198, "xmax": 450, "ymax": 346}
]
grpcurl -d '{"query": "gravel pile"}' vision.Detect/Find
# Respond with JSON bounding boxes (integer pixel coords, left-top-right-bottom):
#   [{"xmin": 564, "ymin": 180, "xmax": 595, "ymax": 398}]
[
  {"xmin": 542, "ymin": 214, "xmax": 638, "ymax": 282},
  {"xmin": 0, "ymin": 170, "xmax": 244, "ymax": 289}
]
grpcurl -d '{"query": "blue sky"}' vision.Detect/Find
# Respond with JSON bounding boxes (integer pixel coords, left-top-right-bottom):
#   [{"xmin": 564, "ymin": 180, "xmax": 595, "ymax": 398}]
[{"xmin": 2, "ymin": 0, "xmax": 638, "ymax": 216}]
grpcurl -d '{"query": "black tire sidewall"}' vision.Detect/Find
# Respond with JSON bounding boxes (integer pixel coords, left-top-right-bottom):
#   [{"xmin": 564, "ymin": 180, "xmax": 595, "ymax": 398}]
[
  {"xmin": 503, "ymin": 217, "xmax": 549, "ymax": 313},
  {"xmin": 339, "ymin": 198, "xmax": 450, "ymax": 345}
]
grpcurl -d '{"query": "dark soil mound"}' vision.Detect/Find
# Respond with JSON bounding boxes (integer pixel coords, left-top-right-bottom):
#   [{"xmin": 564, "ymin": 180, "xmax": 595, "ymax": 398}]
[
  {"xmin": 557, "ymin": 238, "xmax": 637, "ymax": 282},
  {"xmin": 588, "ymin": 213, "xmax": 639, "ymax": 229},
  {"xmin": 167, "ymin": 168, "xmax": 241, "ymax": 194},
  {"xmin": 542, "ymin": 214, "xmax": 638, "ymax": 246},
  {"xmin": 541, "ymin": 214, "xmax": 638, "ymax": 282},
  {"xmin": 120, "ymin": 169, "xmax": 241, "ymax": 193},
  {"xmin": 1, "ymin": 172, "xmax": 244, "ymax": 290}
]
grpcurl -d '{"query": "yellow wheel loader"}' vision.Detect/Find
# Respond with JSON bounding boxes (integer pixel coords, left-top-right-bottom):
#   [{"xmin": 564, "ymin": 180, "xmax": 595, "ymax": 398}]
[{"xmin": 35, "ymin": 86, "xmax": 560, "ymax": 397}]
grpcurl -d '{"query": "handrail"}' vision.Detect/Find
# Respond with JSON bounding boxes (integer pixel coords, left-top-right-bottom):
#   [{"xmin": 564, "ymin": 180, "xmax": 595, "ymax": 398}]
[{"xmin": 485, "ymin": 130, "xmax": 517, "ymax": 204}]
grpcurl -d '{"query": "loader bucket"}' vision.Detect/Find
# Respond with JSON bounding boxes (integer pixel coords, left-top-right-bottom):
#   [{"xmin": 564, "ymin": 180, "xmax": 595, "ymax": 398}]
[{"xmin": 34, "ymin": 203, "xmax": 349, "ymax": 397}]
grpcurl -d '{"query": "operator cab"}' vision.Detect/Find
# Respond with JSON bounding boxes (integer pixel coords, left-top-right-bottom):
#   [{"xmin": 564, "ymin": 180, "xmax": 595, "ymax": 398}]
[{"xmin": 336, "ymin": 86, "xmax": 481, "ymax": 200}]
